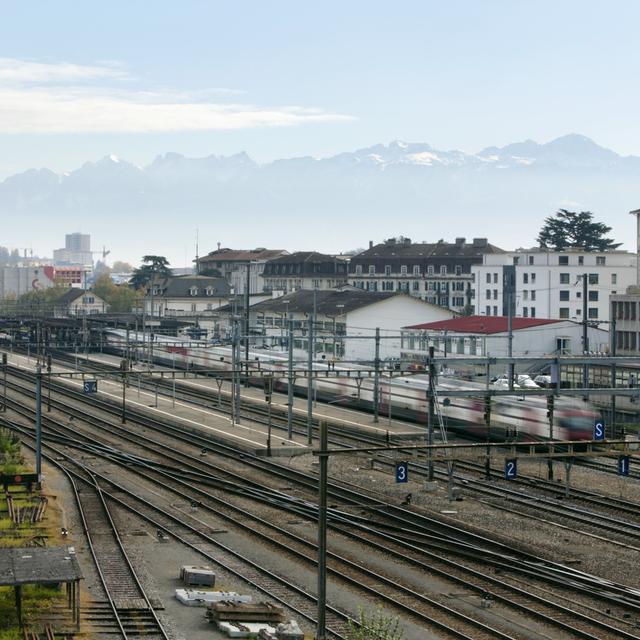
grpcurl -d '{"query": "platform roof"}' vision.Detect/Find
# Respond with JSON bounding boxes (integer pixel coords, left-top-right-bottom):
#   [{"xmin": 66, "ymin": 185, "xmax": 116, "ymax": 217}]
[{"xmin": 0, "ymin": 547, "xmax": 82, "ymax": 586}]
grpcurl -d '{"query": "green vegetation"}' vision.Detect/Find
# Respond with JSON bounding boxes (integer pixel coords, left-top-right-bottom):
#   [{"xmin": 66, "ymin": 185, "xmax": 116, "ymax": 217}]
[
  {"xmin": 129, "ymin": 255, "xmax": 172, "ymax": 290},
  {"xmin": 0, "ymin": 585, "xmax": 63, "ymax": 632},
  {"xmin": 93, "ymin": 273, "xmax": 139, "ymax": 313},
  {"xmin": 0, "ymin": 429, "xmax": 22, "ymax": 472},
  {"xmin": 346, "ymin": 607, "xmax": 404, "ymax": 640}
]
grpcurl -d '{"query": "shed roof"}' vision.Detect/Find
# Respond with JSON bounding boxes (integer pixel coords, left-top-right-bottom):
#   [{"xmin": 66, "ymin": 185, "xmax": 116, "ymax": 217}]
[
  {"xmin": 0, "ymin": 547, "xmax": 82, "ymax": 586},
  {"xmin": 404, "ymin": 315, "xmax": 561, "ymax": 334}
]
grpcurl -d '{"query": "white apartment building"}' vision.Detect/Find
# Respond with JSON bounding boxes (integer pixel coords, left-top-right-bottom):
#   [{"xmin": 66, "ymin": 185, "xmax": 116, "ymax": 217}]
[{"xmin": 472, "ymin": 249, "xmax": 637, "ymax": 323}]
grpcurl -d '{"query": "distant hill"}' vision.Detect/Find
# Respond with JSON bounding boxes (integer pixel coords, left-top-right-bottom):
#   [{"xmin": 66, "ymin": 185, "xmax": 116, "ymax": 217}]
[{"xmin": 2, "ymin": 134, "xmax": 638, "ymax": 259}]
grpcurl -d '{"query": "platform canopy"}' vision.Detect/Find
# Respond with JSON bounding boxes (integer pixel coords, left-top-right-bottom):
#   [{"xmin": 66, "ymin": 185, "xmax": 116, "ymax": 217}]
[{"xmin": 0, "ymin": 547, "xmax": 82, "ymax": 586}]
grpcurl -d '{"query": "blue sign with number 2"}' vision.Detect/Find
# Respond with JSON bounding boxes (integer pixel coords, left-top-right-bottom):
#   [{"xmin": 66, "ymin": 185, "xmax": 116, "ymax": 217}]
[
  {"xmin": 396, "ymin": 461, "xmax": 408, "ymax": 483},
  {"xmin": 505, "ymin": 459, "xmax": 517, "ymax": 480}
]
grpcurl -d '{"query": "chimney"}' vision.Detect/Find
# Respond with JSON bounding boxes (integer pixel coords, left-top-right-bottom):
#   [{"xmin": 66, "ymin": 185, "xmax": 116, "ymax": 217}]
[
  {"xmin": 369, "ymin": 240, "xmax": 373, "ymax": 249},
  {"xmin": 217, "ymin": 242, "xmax": 221, "ymax": 250},
  {"xmin": 403, "ymin": 237, "xmax": 412, "ymax": 245},
  {"xmin": 472, "ymin": 238, "xmax": 488, "ymax": 248},
  {"xmin": 455, "ymin": 237, "xmax": 466, "ymax": 247}
]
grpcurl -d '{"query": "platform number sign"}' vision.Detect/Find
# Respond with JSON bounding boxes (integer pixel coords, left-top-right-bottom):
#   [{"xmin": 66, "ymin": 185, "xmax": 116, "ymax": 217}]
[
  {"xmin": 395, "ymin": 461, "xmax": 408, "ymax": 484},
  {"xmin": 504, "ymin": 459, "xmax": 518, "ymax": 480},
  {"xmin": 83, "ymin": 380, "xmax": 98, "ymax": 394},
  {"xmin": 618, "ymin": 456, "xmax": 631, "ymax": 477},
  {"xmin": 593, "ymin": 420, "xmax": 605, "ymax": 441}
]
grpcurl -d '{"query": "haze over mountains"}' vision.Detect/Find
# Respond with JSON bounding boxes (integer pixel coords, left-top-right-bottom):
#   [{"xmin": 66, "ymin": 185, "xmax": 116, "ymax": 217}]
[{"xmin": 2, "ymin": 134, "xmax": 639, "ymax": 263}]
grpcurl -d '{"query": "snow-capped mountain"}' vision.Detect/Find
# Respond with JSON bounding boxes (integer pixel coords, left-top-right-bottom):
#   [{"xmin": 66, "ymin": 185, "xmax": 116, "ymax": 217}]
[{"xmin": 1, "ymin": 134, "xmax": 638, "ymax": 259}]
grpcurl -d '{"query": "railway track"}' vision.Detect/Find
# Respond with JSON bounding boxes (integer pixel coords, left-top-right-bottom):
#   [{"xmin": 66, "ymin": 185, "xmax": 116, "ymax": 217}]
[{"xmin": 4, "ymin": 366, "xmax": 640, "ymax": 638}]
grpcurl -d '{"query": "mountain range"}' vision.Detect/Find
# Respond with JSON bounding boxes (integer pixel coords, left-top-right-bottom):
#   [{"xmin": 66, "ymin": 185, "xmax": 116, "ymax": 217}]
[{"xmin": 2, "ymin": 134, "xmax": 639, "ymax": 262}]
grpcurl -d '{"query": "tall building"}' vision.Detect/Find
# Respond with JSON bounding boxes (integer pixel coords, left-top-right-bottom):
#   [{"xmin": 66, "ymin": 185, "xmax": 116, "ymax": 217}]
[{"xmin": 53, "ymin": 233, "xmax": 93, "ymax": 269}]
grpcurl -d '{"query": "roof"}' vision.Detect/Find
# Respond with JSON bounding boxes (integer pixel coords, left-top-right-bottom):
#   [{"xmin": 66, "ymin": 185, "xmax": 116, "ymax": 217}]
[
  {"xmin": 252, "ymin": 288, "xmax": 415, "ymax": 315},
  {"xmin": 57, "ymin": 288, "xmax": 105, "ymax": 304},
  {"xmin": 265, "ymin": 251, "xmax": 348, "ymax": 265},
  {"xmin": 355, "ymin": 238, "xmax": 504, "ymax": 259},
  {"xmin": 404, "ymin": 315, "xmax": 561, "ymax": 334},
  {"xmin": 199, "ymin": 248, "xmax": 288, "ymax": 263},
  {"xmin": 155, "ymin": 275, "xmax": 231, "ymax": 298},
  {"xmin": 0, "ymin": 547, "xmax": 83, "ymax": 586}
]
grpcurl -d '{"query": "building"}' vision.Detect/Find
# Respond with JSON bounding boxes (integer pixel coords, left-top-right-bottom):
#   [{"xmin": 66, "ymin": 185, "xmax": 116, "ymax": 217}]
[
  {"xmin": 197, "ymin": 247, "xmax": 288, "ymax": 294},
  {"xmin": 262, "ymin": 252, "xmax": 349, "ymax": 294},
  {"xmin": 473, "ymin": 248, "xmax": 636, "ymax": 322},
  {"xmin": 53, "ymin": 233, "xmax": 93, "ymax": 269},
  {"xmin": 0, "ymin": 266, "xmax": 55, "ymax": 299},
  {"xmin": 55, "ymin": 288, "xmax": 108, "ymax": 316},
  {"xmin": 611, "ymin": 291, "xmax": 640, "ymax": 354},
  {"xmin": 144, "ymin": 275, "xmax": 231, "ymax": 317},
  {"xmin": 401, "ymin": 315, "xmax": 609, "ymax": 359},
  {"xmin": 250, "ymin": 287, "xmax": 453, "ymax": 361},
  {"xmin": 348, "ymin": 237, "xmax": 504, "ymax": 313},
  {"xmin": 53, "ymin": 266, "xmax": 85, "ymax": 287}
]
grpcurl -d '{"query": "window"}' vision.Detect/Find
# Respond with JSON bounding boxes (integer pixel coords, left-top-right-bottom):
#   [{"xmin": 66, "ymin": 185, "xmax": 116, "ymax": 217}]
[
  {"xmin": 560, "ymin": 273, "xmax": 570, "ymax": 284},
  {"xmin": 596, "ymin": 256, "xmax": 606, "ymax": 266},
  {"xmin": 384, "ymin": 265, "xmax": 391, "ymax": 276},
  {"xmin": 559, "ymin": 307, "xmax": 570, "ymax": 319},
  {"xmin": 523, "ymin": 273, "xmax": 528, "ymax": 284},
  {"xmin": 588, "ymin": 273, "xmax": 599, "ymax": 285},
  {"xmin": 513, "ymin": 256, "xmax": 520, "ymax": 265},
  {"xmin": 355, "ymin": 265, "xmax": 362, "ymax": 275},
  {"xmin": 578, "ymin": 256, "xmax": 584, "ymax": 266},
  {"xmin": 455, "ymin": 265, "xmax": 462, "ymax": 276},
  {"xmin": 206, "ymin": 286, "xmax": 214, "ymax": 296},
  {"xmin": 191, "ymin": 303, "xmax": 196, "ymax": 312},
  {"xmin": 588, "ymin": 290, "xmax": 598, "ymax": 301},
  {"xmin": 559, "ymin": 255, "xmax": 569, "ymax": 265},
  {"xmin": 412, "ymin": 281, "xmax": 420, "ymax": 291},
  {"xmin": 189, "ymin": 286, "xmax": 198, "ymax": 296},
  {"xmin": 528, "ymin": 256, "xmax": 534, "ymax": 265},
  {"xmin": 427, "ymin": 282, "xmax": 435, "ymax": 291},
  {"xmin": 493, "ymin": 306, "xmax": 498, "ymax": 316},
  {"xmin": 440, "ymin": 265, "xmax": 447, "ymax": 275},
  {"xmin": 530, "ymin": 307, "xmax": 536, "ymax": 317},
  {"xmin": 486, "ymin": 289, "xmax": 491, "ymax": 299},
  {"xmin": 531, "ymin": 273, "xmax": 536, "ymax": 283},
  {"xmin": 486, "ymin": 273, "xmax": 491, "ymax": 283},
  {"xmin": 400, "ymin": 265, "xmax": 407, "ymax": 275},
  {"xmin": 485, "ymin": 305, "xmax": 491, "ymax": 315},
  {"xmin": 523, "ymin": 307, "xmax": 528, "ymax": 317},
  {"xmin": 493, "ymin": 273, "xmax": 498, "ymax": 284},
  {"xmin": 559, "ymin": 290, "xmax": 570, "ymax": 301},
  {"xmin": 523, "ymin": 290, "xmax": 528, "ymax": 300},
  {"xmin": 612, "ymin": 273, "xmax": 617, "ymax": 284},
  {"xmin": 427, "ymin": 265, "xmax": 434, "ymax": 276},
  {"xmin": 493, "ymin": 289, "xmax": 498, "ymax": 299},
  {"xmin": 413, "ymin": 265, "xmax": 420, "ymax": 276},
  {"xmin": 531, "ymin": 290, "xmax": 536, "ymax": 301},
  {"xmin": 368, "ymin": 265, "xmax": 376, "ymax": 275},
  {"xmin": 588, "ymin": 307, "xmax": 599, "ymax": 319}
]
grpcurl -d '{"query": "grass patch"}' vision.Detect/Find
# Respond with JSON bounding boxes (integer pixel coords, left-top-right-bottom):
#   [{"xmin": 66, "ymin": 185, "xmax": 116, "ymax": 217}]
[{"xmin": 0, "ymin": 584, "xmax": 64, "ymax": 630}]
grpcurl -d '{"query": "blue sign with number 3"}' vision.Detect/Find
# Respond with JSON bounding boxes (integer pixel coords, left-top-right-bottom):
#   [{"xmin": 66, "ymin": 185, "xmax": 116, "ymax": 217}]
[{"xmin": 395, "ymin": 461, "xmax": 408, "ymax": 483}]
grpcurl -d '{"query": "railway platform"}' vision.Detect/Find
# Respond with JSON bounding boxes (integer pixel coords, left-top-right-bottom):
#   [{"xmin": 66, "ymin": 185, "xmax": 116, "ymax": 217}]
[{"xmin": 2, "ymin": 350, "xmax": 426, "ymax": 457}]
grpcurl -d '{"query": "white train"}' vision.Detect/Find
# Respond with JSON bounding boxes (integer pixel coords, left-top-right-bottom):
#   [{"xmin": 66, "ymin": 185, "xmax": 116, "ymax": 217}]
[{"xmin": 102, "ymin": 329, "xmax": 598, "ymax": 441}]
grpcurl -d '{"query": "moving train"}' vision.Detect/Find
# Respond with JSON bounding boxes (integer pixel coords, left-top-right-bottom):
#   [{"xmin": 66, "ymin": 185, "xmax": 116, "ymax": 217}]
[{"xmin": 102, "ymin": 329, "xmax": 598, "ymax": 441}]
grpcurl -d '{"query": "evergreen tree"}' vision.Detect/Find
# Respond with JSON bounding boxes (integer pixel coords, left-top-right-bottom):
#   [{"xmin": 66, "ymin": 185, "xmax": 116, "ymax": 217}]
[
  {"xmin": 537, "ymin": 209, "xmax": 621, "ymax": 251},
  {"xmin": 129, "ymin": 255, "xmax": 172, "ymax": 290}
]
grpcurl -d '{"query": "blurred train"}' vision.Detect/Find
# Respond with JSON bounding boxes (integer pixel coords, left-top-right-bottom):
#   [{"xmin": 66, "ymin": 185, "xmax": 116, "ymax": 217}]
[{"xmin": 102, "ymin": 329, "xmax": 598, "ymax": 441}]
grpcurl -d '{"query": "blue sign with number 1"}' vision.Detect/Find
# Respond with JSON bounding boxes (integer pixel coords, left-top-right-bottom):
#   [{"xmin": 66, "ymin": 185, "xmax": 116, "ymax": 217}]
[
  {"xmin": 593, "ymin": 420, "xmax": 605, "ymax": 440},
  {"xmin": 395, "ymin": 461, "xmax": 408, "ymax": 483},
  {"xmin": 618, "ymin": 456, "xmax": 630, "ymax": 477}
]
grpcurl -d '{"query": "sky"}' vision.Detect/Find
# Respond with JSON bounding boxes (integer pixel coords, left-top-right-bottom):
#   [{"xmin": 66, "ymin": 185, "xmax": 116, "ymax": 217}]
[{"xmin": 2, "ymin": 1, "xmax": 640, "ymax": 262}]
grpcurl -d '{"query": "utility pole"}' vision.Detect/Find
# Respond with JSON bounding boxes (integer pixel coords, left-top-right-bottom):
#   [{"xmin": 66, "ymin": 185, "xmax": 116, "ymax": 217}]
[
  {"xmin": 427, "ymin": 346, "xmax": 435, "ymax": 482},
  {"xmin": 582, "ymin": 273, "xmax": 589, "ymax": 396},
  {"xmin": 611, "ymin": 318, "xmax": 617, "ymax": 438},
  {"xmin": 373, "ymin": 327, "xmax": 380, "ymax": 423},
  {"xmin": 507, "ymin": 292, "xmax": 514, "ymax": 391},
  {"xmin": 244, "ymin": 261, "xmax": 251, "ymax": 386},
  {"xmin": 35, "ymin": 366, "xmax": 42, "ymax": 481},
  {"xmin": 316, "ymin": 420, "xmax": 328, "ymax": 640},
  {"xmin": 307, "ymin": 315, "xmax": 314, "ymax": 445},
  {"xmin": 287, "ymin": 319, "xmax": 294, "ymax": 439}
]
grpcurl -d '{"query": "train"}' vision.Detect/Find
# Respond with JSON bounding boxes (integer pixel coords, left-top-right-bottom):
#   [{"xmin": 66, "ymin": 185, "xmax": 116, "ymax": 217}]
[{"xmin": 102, "ymin": 328, "xmax": 598, "ymax": 441}]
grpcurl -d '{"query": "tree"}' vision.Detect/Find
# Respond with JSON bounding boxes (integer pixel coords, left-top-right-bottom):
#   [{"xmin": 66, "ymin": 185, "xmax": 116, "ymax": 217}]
[
  {"xmin": 129, "ymin": 255, "xmax": 172, "ymax": 290},
  {"xmin": 93, "ymin": 273, "xmax": 138, "ymax": 313},
  {"xmin": 112, "ymin": 260, "xmax": 134, "ymax": 273},
  {"xmin": 537, "ymin": 209, "xmax": 621, "ymax": 251},
  {"xmin": 346, "ymin": 608, "xmax": 404, "ymax": 640}
]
